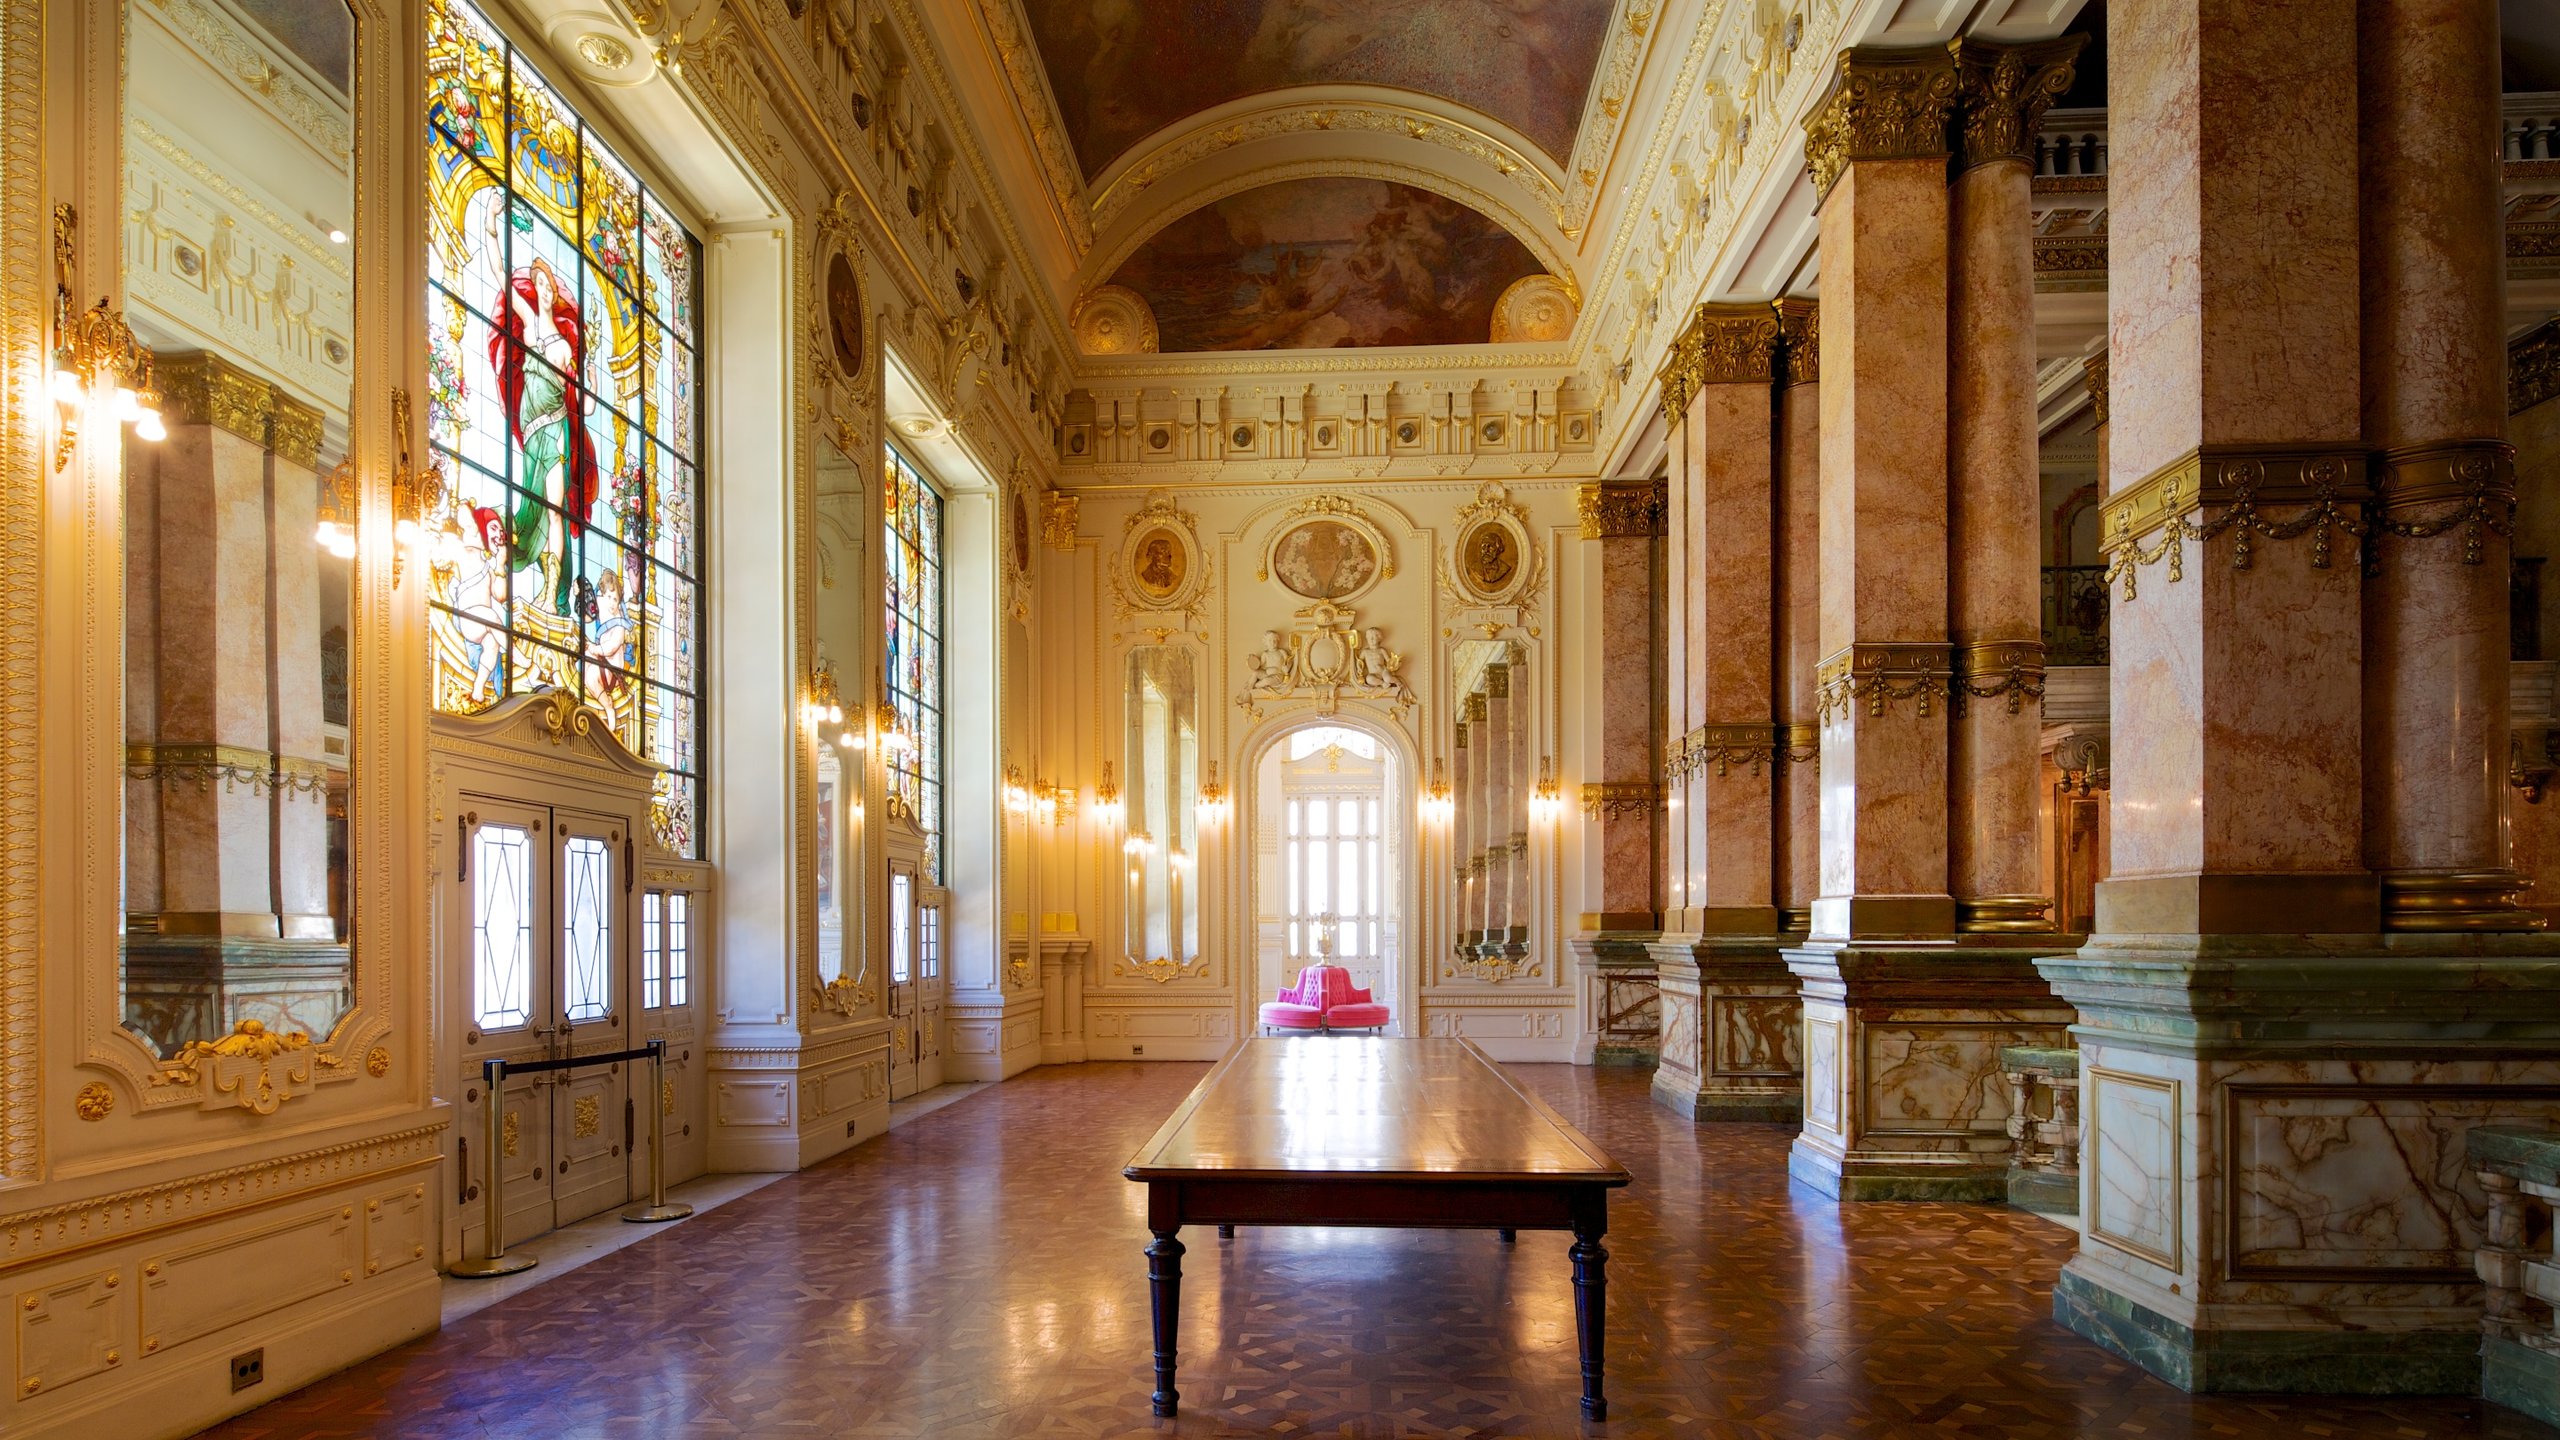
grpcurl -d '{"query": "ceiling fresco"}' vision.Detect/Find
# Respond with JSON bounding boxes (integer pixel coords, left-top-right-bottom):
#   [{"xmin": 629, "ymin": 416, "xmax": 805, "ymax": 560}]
[
  {"xmin": 1020, "ymin": 0, "xmax": 1620, "ymax": 179},
  {"xmin": 1106, "ymin": 177, "xmax": 1546, "ymax": 351}
]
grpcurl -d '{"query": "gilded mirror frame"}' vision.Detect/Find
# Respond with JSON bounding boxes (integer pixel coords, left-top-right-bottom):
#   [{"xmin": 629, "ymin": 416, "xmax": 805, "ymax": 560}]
[{"xmin": 63, "ymin": 0, "xmax": 408, "ymax": 1118}]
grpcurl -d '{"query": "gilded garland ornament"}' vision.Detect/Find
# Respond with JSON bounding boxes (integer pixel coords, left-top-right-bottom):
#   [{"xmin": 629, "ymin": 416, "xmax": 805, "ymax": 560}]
[
  {"xmin": 1816, "ymin": 645, "xmax": 1955, "ymax": 722},
  {"xmin": 2100, "ymin": 446, "xmax": 2371, "ymax": 601}
]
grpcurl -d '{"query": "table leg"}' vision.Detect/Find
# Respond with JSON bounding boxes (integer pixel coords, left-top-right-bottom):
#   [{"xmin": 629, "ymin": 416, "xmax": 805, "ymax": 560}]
[
  {"xmin": 1570, "ymin": 1219, "xmax": 1608, "ymax": 1421},
  {"xmin": 1497, "ymin": 1229, "xmax": 1516, "ymax": 1244},
  {"xmin": 1218, "ymin": 1224, "xmax": 1235, "ymax": 1239},
  {"xmin": 1146, "ymin": 1229, "xmax": 1184, "ymax": 1416}
]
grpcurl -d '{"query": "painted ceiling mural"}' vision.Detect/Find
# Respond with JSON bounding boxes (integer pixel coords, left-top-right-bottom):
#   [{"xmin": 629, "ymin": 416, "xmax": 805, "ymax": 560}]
[
  {"xmin": 1107, "ymin": 178, "xmax": 1546, "ymax": 351},
  {"xmin": 1021, "ymin": 0, "xmax": 1620, "ymax": 177}
]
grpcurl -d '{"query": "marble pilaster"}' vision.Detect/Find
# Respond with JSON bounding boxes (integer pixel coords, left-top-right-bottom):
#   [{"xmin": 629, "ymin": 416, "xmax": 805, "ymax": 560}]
[
  {"xmin": 1575, "ymin": 480, "xmax": 1665, "ymax": 1061},
  {"xmin": 1775, "ymin": 300, "xmax": 1820, "ymax": 940}
]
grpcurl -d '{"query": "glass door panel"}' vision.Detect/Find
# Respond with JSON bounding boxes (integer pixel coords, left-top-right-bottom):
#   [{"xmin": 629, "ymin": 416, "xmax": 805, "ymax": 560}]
[
  {"xmin": 458, "ymin": 799, "xmax": 557, "ymax": 1251},
  {"xmin": 551, "ymin": 810, "xmax": 632, "ymax": 1228}
]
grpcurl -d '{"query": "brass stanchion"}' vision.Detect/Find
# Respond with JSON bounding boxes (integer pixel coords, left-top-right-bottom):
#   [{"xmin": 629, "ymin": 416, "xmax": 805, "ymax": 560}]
[
  {"xmin": 451, "ymin": 1058, "xmax": 537, "ymax": 1277},
  {"xmin": 622, "ymin": 1039, "xmax": 693, "ymax": 1223}
]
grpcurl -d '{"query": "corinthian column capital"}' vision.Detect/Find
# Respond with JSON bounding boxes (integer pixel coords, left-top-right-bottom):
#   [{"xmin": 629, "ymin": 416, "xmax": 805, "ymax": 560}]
[
  {"xmin": 1951, "ymin": 35, "xmax": 2088, "ymax": 171},
  {"xmin": 1801, "ymin": 46, "xmax": 1964, "ymax": 203}
]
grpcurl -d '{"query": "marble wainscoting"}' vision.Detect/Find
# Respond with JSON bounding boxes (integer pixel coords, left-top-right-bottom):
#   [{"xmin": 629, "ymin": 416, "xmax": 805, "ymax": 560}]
[
  {"xmin": 2040, "ymin": 935, "xmax": 2560, "ymax": 1394},
  {"xmin": 1785, "ymin": 942, "xmax": 2075, "ymax": 1200},
  {"xmin": 1649, "ymin": 936, "xmax": 1804, "ymax": 1121}
]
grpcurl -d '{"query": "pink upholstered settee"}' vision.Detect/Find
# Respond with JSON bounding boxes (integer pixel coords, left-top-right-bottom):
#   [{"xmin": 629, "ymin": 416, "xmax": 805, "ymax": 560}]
[{"xmin": 1257, "ymin": 964, "xmax": 1391, "ymax": 1035}]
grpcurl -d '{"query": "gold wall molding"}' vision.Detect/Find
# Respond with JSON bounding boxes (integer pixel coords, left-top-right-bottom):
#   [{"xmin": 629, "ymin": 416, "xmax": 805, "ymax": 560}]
[
  {"xmin": 2099, "ymin": 444, "xmax": 2371, "ymax": 600},
  {"xmin": 1952, "ymin": 640, "xmax": 2047, "ymax": 716},
  {"xmin": 1774, "ymin": 297, "xmax": 1817, "ymax": 385},
  {"xmin": 1951, "ymin": 35, "xmax": 2084, "ymax": 171},
  {"xmin": 1576, "ymin": 478, "xmax": 1668, "ymax": 539},
  {"xmin": 1657, "ymin": 303, "xmax": 1781, "ymax": 425},
  {"xmin": 73, "ymin": 1083, "xmax": 112, "ymax": 1122},
  {"xmin": 1579, "ymin": 781, "xmax": 1660, "ymax": 820},
  {"xmin": 1040, "ymin": 489, "xmax": 1078, "ymax": 553},
  {"xmin": 2371, "ymin": 440, "xmax": 2517, "ymax": 565},
  {"xmin": 2033, "ymin": 236, "xmax": 2107, "ymax": 276},
  {"xmin": 1, "ymin": 0, "xmax": 38, "ymax": 1184},
  {"xmin": 2515, "ymin": 319, "xmax": 2560, "ymax": 414},
  {"xmin": 1815, "ymin": 643, "xmax": 1954, "ymax": 722},
  {"xmin": 1802, "ymin": 47, "xmax": 1963, "ymax": 204}
]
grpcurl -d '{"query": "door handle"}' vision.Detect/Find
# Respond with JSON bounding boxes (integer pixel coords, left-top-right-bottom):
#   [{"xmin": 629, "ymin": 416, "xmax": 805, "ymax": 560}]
[{"xmin": 624, "ymin": 835, "xmax": 634, "ymax": 894}]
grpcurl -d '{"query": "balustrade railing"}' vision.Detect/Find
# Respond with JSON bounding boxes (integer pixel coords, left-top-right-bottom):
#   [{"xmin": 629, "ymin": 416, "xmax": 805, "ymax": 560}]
[
  {"xmin": 2035, "ymin": 107, "xmax": 2107, "ymax": 179},
  {"xmin": 2470, "ymin": 1125, "xmax": 2560, "ymax": 1426},
  {"xmin": 2507, "ymin": 94, "xmax": 2560, "ymax": 162},
  {"xmin": 2001, "ymin": 1045, "xmax": 2080, "ymax": 1216},
  {"xmin": 2042, "ymin": 564, "xmax": 2109, "ymax": 666}
]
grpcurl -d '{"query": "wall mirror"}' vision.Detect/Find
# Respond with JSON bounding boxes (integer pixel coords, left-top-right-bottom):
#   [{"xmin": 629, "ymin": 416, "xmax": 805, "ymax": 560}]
[
  {"xmin": 119, "ymin": 0, "xmax": 360, "ymax": 1057},
  {"xmin": 813, "ymin": 438, "xmax": 867, "ymax": 996},
  {"xmin": 1449, "ymin": 640, "xmax": 1527, "ymax": 970},
  {"xmin": 1122, "ymin": 646, "xmax": 1200, "ymax": 979}
]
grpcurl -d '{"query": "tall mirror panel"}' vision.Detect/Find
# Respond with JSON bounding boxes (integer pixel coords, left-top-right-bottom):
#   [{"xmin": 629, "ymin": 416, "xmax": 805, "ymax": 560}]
[
  {"xmin": 1122, "ymin": 646, "xmax": 1199, "ymax": 979},
  {"xmin": 119, "ymin": 0, "xmax": 361, "ymax": 1056}
]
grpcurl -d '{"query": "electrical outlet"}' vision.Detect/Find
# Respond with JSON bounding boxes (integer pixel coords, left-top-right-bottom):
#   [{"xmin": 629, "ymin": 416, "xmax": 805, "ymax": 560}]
[
  {"xmin": 846, "ymin": 1118, "xmax": 858, "ymax": 1137},
  {"xmin": 1131, "ymin": 1045, "xmax": 1144, "ymax": 1056},
  {"xmin": 230, "ymin": 1348, "xmax": 264, "ymax": 1393}
]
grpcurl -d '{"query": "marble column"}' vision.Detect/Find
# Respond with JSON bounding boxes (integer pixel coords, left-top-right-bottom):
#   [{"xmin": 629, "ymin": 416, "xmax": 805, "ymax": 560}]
[
  {"xmin": 1775, "ymin": 299, "xmax": 1821, "ymax": 940},
  {"xmin": 1485, "ymin": 661, "xmax": 1524, "ymax": 964},
  {"xmin": 1571, "ymin": 481, "xmax": 1665, "ymax": 1062},
  {"xmin": 1652, "ymin": 305, "xmax": 1800, "ymax": 1121},
  {"xmin": 1949, "ymin": 36, "xmax": 2081, "ymax": 934},
  {"xmin": 2360, "ymin": 0, "xmax": 2532, "ymax": 930},
  {"xmin": 1782, "ymin": 47, "xmax": 2073, "ymax": 1199},
  {"xmin": 2038, "ymin": 0, "xmax": 2560, "ymax": 1395}
]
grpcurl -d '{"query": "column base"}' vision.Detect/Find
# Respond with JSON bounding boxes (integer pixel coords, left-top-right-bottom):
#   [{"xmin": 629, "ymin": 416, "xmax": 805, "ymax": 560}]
[
  {"xmin": 2484, "ymin": 1334, "xmax": 2560, "ymax": 1429},
  {"xmin": 2007, "ymin": 1166, "xmax": 2079, "ymax": 1216},
  {"xmin": 1783, "ymin": 936, "xmax": 2075, "ymax": 1202},
  {"xmin": 2038, "ymin": 932, "xmax": 2560, "ymax": 1396},
  {"xmin": 2052, "ymin": 1268, "xmax": 2483, "ymax": 1394},
  {"xmin": 1647, "ymin": 936, "xmax": 1802, "ymax": 1124}
]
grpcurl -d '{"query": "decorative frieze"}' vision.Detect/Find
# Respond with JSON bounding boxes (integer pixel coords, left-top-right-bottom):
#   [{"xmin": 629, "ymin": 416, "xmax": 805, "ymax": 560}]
[
  {"xmin": 2372, "ymin": 440, "xmax": 2518, "ymax": 565},
  {"xmin": 1576, "ymin": 478, "xmax": 1668, "ymax": 539},
  {"xmin": 2515, "ymin": 320, "xmax": 2560, "ymax": 414},
  {"xmin": 1579, "ymin": 782, "xmax": 1659, "ymax": 820},
  {"xmin": 1952, "ymin": 36, "xmax": 2085, "ymax": 171},
  {"xmin": 1774, "ymin": 297, "xmax": 1817, "ymax": 386},
  {"xmin": 1669, "ymin": 723, "xmax": 1791, "ymax": 780},
  {"xmin": 1814, "ymin": 643, "xmax": 1954, "ymax": 722},
  {"xmin": 1953, "ymin": 640, "xmax": 2047, "ymax": 716},
  {"xmin": 2099, "ymin": 444, "xmax": 2371, "ymax": 600},
  {"xmin": 1802, "ymin": 47, "xmax": 1964, "ymax": 204}
]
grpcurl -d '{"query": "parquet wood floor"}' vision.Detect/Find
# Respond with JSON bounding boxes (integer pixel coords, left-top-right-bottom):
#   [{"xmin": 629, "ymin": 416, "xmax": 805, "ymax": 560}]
[{"xmin": 197, "ymin": 1063, "xmax": 2560, "ymax": 1439}]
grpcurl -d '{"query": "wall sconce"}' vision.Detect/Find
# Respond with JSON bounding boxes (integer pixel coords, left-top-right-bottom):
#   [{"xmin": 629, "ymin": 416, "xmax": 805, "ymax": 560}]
[
  {"xmin": 1422, "ymin": 757, "xmax": 1454, "ymax": 824},
  {"xmin": 804, "ymin": 661, "xmax": 847, "ymax": 733},
  {"xmin": 1035, "ymin": 779, "xmax": 1076, "ymax": 827},
  {"xmin": 877, "ymin": 701, "xmax": 917, "ymax": 756},
  {"xmin": 313, "ymin": 462, "xmax": 359, "ymax": 559},
  {"xmin": 389, "ymin": 388, "xmax": 451, "ymax": 583},
  {"xmin": 1195, "ymin": 761, "xmax": 1229, "ymax": 824},
  {"xmin": 1530, "ymin": 757, "xmax": 1563, "ymax": 824},
  {"xmin": 1004, "ymin": 761, "xmax": 1031, "ymax": 814},
  {"xmin": 49, "ymin": 204, "xmax": 164, "ymax": 471},
  {"xmin": 1124, "ymin": 830, "xmax": 1154, "ymax": 858},
  {"xmin": 1094, "ymin": 760, "xmax": 1122, "ymax": 825}
]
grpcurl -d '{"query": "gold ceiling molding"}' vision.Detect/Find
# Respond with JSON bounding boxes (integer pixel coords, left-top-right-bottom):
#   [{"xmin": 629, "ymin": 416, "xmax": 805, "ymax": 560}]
[
  {"xmin": 1070, "ymin": 284, "xmax": 1158, "ymax": 356},
  {"xmin": 1803, "ymin": 46, "xmax": 1963, "ymax": 205},
  {"xmin": 137, "ymin": 0, "xmax": 352, "ymax": 159},
  {"xmin": 969, "ymin": 0, "xmax": 1094, "ymax": 253},
  {"xmin": 1558, "ymin": 2, "xmax": 1660, "ymax": 236},
  {"xmin": 1490, "ymin": 275, "xmax": 1577, "ymax": 345},
  {"xmin": 1083, "ymin": 156, "xmax": 1576, "ymax": 308},
  {"xmin": 1952, "ymin": 35, "xmax": 2085, "ymax": 172},
  {"xmin": 1088, "ymin": 95, "xmax": 1564, "ymax": 237}
]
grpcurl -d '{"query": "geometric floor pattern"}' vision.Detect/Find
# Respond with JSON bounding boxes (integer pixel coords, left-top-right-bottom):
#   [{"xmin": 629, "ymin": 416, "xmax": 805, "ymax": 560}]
[{"xmin": 196, "ymin": 1062, "xmax": 2559, "ymax": 1439}]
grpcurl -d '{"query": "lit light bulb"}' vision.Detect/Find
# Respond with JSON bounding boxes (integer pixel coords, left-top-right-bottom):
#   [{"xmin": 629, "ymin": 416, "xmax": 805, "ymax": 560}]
[
  {"xmin": 395, "ymin": 516, "xmax": 425, "ymax": 549},
  {"xmin": 134, "ymin": 410, "xmax": 166, "ymax": 443},
  {"xmin": 326, "ymin": 228, "xmax": 348, "ymax": 245},
  {"xmin": 48, "ymin": 366, "xmax": 82, "ymax": 407},
  {"xmin": 113, "ymin": 386, "xmax": 140, "ymax": 422}
]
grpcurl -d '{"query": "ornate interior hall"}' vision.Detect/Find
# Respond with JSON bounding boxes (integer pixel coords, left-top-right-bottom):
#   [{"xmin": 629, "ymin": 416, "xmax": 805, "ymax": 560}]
[{"xmin": 10, "ymin": 0, "xmax": 2560, "ymax": 1434}]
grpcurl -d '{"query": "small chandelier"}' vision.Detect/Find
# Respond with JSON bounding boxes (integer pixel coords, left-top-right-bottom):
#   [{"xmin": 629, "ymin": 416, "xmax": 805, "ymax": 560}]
[
  {"xmin": 1530, "ymin": 756, "xmax": 1563, "ymax": 824},
  {"xmin": 1195, "ymin": 761, "xmax": 1229, "ymax": 824},
  {"xmin": 1422, "ymin": 757, "xmax": 1454, "ymax": 824},
  {"xmin": 1094, "ymin": 760, "xmax": 1122, "ymax": 824}
]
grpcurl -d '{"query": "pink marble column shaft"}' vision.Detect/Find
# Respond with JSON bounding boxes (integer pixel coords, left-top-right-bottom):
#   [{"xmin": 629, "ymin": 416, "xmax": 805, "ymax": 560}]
[
  {"xmin": 1591, "ymin": 491, "xmax": 1664, "ymax": 922},
  {"xmin": 2358, "ymin": 0, "xmax": 2530, "ymax": 928},
  {"xmin": 1688, "ymin": 309, "xmax": 1782, "ymax": 934},
  {"xmin": 2094, "ymin": 0, "xmax": 2374, "ymax": 935}
]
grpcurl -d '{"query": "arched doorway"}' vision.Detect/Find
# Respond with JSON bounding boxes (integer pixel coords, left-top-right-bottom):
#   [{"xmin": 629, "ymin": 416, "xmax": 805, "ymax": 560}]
[{"xmin": 1250, "ymin": 723, "xmax": 1408, "ymax": 1031}]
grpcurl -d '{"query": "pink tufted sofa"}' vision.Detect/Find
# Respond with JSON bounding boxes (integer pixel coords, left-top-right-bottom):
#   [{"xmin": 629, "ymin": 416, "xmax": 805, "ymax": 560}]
[{"xmin": 1257, "ymin": 964, "xmax": 1391, "ymax": 1035}]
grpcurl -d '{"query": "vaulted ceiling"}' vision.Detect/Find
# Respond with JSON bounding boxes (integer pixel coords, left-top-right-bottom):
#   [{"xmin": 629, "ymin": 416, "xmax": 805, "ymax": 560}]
[{"xmin": 958, "ymin": 0, "xmax": 1638, "ymax": 355}]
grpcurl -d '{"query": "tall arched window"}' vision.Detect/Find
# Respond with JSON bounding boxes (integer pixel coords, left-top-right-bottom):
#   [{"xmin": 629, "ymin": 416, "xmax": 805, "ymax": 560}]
[
  {"xmin": 422, "ymin": 0, "xmax": 706, "ymax": 854},
  {"xmin": 885, "ymin": 446, "xmax": 945, "ymax": 878}
]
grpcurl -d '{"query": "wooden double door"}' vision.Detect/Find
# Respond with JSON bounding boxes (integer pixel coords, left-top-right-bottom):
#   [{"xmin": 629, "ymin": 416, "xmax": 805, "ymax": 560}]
[{"xmin": 454, "ymin": 795, "xmax": 641, "ymax": 1246}]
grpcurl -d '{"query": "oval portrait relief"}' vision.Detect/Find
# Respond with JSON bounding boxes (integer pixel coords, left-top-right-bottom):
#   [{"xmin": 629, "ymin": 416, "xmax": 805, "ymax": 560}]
[
  {"xmin": 826, "ymin": 252, "xmax": 864, "ymax": 377},
  {"xmin": 1011, "ymin": 491, "xmax": 1033, "ymax": 575},
  {"xmin": 1131, "ymin": 525, "xmax": 1187, "ymax": 601},
  {"xmin": 1270, "ymin": 519, "xmax": 1379, "ymax": 601},
  {"xmin": 1461, "ymin": 520, "xmax": 1521, "ymax": 595}
]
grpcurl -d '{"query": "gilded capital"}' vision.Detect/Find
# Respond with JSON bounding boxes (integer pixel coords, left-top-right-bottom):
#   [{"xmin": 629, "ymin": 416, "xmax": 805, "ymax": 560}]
[
  {"xmin": 156, "ymin": 351, "xmax": 276, "ymax": 451},
  {"xmin": 1577, "ymin": 478, "xmax": 1669, "ymax": 539},
  {"xmin": 1951, "ymin": 35, "xmax": 2085, "ymax": 171},
  {"xmin": 2082, "ymin": 350, "xmax": 2108, "ymax": 427},
  {"xmin": 1802, "ymin": 47, "xmax": 1964, "ymax": 204},
  {"xmin": 1658, "ymin": 304, "xmax": 1780, "ymax": 425},
  {"xmin": 1774, "ymin": 298, "xmax": 1818, "ymax": 386},
  {"xmin": 269, "ymin": 393, "xmax": 325, "ymax": 472}
]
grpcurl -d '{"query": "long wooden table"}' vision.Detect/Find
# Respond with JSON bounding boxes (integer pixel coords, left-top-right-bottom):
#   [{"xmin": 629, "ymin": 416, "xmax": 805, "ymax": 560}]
[{"xmin": 1122, "ymin": 1037, "xmax": 1632, "ymax": 1420}]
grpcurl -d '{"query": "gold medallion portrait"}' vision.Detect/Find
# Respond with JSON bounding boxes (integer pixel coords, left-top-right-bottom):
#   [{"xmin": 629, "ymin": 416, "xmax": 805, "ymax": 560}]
[{"xmin": 1132, "ymin": 526, "xmax": 1186, "ymax": 601}]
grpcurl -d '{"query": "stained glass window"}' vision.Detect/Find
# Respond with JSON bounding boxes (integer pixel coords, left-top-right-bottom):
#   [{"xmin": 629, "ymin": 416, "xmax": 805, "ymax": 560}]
[
  {"xmin": 424, "ymin": 0, "xmax": 705, "ymax": 856},
  {"xmin": 885, "ymin": 447, "xmax": 945, "ymax": 880}
]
